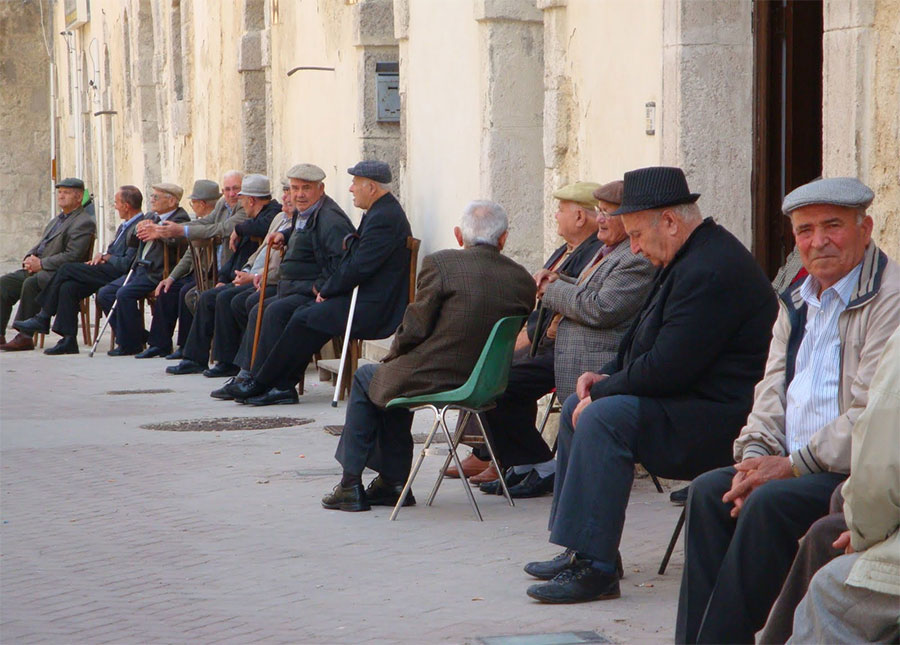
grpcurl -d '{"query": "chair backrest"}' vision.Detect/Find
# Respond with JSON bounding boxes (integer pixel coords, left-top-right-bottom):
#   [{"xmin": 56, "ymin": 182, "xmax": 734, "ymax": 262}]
[
  {"xmin": 189, "ymin": 236, "xmax": 220, "ymax": 292},
  {"xmin": 452, "ymin": 315, "xmax": 527, "ymax": 409},
  {"xmin": 162, "ymin": 238, "xmax": 189, "ymax": 279},
  {"xmin": 407, "ymin": 236, "xmax": 420, "ymax": 304},
  {"xmin": 81, "ymin": 234, "xmax": 96, "ymax": 262}
]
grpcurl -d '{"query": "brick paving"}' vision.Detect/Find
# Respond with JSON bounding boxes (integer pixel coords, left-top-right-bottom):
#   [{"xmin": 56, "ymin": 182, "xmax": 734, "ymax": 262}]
[{"xmin": 1, "ymin": 346, "xmax": 684, "ymax": 643}]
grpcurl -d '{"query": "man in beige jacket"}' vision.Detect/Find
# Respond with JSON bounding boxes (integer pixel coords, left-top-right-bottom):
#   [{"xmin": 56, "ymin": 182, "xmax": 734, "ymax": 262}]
[
  {"xmin": 676, "ymin": 177, "xmax": 900, "ymax": 644},
  {"xmin": 789, "ymin": 325, "xmax": 900, "ymax": 643}
]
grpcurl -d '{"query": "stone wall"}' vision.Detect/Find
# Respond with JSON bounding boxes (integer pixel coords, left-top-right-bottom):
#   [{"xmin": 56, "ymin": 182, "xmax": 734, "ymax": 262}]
[{"xmin": 0, "ymin": 1, "xmax": 52, "ymax": 261}]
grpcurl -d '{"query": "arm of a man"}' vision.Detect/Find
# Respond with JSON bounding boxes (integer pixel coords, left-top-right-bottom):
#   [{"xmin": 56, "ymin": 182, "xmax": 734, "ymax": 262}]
[
  {"xmin": 167, "ymin": 247, "xmax": 194, "ymax": 281},
  {"xmin": 319, "ymin": 214, "xmax": 404, "ymax": 298},
  {"xmin": 39, "ymin": 215, "xmax": 96, "ymax": 272},
  {"xmin": 106, "ymin": 231, "xmax": 139, "ymax": 273},
  {"xmin": 313, "ymin": 215, "xmax": 356, "ymax": 293},
  {"xmin": 380, "ymin": 255, "xmax": 444, "ymax": 362}
]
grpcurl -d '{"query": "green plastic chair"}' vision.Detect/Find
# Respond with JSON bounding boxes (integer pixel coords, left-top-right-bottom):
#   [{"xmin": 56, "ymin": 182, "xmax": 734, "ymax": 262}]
[{"xmin": 385, "ymin": 315, "xmax": 527, "ymax": 521}]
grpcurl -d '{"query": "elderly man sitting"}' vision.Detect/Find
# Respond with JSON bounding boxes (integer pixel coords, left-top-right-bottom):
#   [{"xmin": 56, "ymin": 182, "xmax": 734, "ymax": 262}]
[
  {"xmin": 523, "ymin": 166, "xmax": 778, "ymax": 604},
  {"xmin": 675, "ymin": 177, "xmax": 900, "ymax": 644},
  {"xmin": 323, "ymin": 200, "xmax": 536, "ymax": 511}
]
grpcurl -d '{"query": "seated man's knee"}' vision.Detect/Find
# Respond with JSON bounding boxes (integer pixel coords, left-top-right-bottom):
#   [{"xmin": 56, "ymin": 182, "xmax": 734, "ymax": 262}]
[{"xmin": 689, "ymin": 467, "xmax": 734, "ymax": 508}]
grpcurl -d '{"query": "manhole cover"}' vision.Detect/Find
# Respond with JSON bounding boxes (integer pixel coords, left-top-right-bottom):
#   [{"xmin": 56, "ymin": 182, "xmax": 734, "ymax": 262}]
[
  {"xmin": 141, "ymin": 416, "xmax": 313, "ymax": 432},
  {"xmin": 107, "ymin": 388, "xmax": 175, "ymax": 395},
  {"xmin": 478, "ymin": 632, "xmax": 610, "ymax": 645}
]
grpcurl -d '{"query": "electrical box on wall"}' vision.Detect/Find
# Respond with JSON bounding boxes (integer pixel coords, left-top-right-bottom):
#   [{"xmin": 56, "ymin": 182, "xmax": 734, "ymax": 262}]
[
  {"xmin": 65, "ymin": 0, "xmax": 91, "ymax": 29},
  {"xmin": 375, "ymin": 62, "xmax": 400, "ymax": 123}
]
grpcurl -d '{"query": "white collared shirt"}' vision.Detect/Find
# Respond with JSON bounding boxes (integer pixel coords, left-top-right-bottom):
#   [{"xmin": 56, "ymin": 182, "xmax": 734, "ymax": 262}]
[{"xmin": 784, "ymin": 261, "xmax": 862, "ymax": 451}]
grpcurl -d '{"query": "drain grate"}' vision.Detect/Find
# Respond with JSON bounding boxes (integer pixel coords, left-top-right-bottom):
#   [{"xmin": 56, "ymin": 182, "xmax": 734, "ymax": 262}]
[
  {"xmin": 107, "ymin": 388, "xmax": 175, "ymax": 395},
  {"xmin": 141, "ymin": 416, "xmax": 313, "ymax": 432},
  {"xmin": 477, "ymin": 632, "xmax": 610, "ymax": 645}
]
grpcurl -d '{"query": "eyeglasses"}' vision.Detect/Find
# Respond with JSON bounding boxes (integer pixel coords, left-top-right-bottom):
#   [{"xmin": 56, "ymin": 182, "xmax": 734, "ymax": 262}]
[{"xmin": 594, "ymin": 207, "xmax": 613, "ymax": 220}]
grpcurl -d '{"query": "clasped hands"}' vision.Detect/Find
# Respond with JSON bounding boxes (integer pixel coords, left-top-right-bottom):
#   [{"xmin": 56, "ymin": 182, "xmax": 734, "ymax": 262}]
[
  {"xmin": 534, "ymin": 268, "xmax": 560, "ymax": 298},
  {"xmin": 22, "ymin": 255, "xmax": 42, "ymax": 273},
  {"xmin": 569, "ymin": 372, "xmax": 609, "ymax": 426},
  {"xmin": 722, "ymin": 455, "xmax": 794, "ymax": 517},
  {"xmin": 136, "ymin": 219, "xmax": 165, "ymax": 242}
]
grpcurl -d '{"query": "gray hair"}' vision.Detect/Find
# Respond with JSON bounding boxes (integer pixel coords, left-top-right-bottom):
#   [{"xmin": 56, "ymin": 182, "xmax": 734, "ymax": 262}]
[
  {"xmin": 461, "ymin": 200, "xmax": 508, "ymax": 247},
  {"xmin": 646, "ymin": 202, "xmax": 702, "ymax": 225},
  {"xmin": 223, "ymin": 169, "xmax": 243, "ymax": 182}
]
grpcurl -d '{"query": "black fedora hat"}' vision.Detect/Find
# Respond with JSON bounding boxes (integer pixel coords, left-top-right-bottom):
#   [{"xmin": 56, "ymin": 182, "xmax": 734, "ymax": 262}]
[{"xmin": 610, "ymin": 166, "xmax": 700, "ymax": 216}]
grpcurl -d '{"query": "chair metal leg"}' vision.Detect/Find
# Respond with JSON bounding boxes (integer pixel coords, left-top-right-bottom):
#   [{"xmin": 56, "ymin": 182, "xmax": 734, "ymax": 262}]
[
  {"xmin": 658, "ymin": 507, "xmax": 686, "ymax": 575},
  {"xmin": 473, "ymin": 412, "xmax": 514, "ymax": 507},
  {"xmin": 651, "ymin": 473, "xmax": 664, "ymax": 493},
  {"xmin": 390, "ymin": 406, "xmax": 440, "ymax": 521},
  {"xmin": 439, "ymin": 406, "xmax": 482, "ymax": 521},
  {"xmin": 426, "ymin": 409, "xmax": 469, "ymax": 506}
]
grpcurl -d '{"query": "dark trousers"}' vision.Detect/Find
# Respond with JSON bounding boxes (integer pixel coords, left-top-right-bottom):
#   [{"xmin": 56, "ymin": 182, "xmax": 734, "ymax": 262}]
[
  {"xmin": 36, "ymin": 262, "xmax": 121, "ymax": 337},
  {"xmin": 252, "ymin": 307, "xmax": 330, "ymax": 389},
  {"xmin": 1, "ymin": 269, "xmax": 42, "ymax": 333},
  {"xmin": 97, "ymin": 268, "xmax": 157, "ymax": 351},
  {"xmin": 334, "ymin": 363, "xmax": 414, "ymax": 483},
  {"xmin": 148, "ymin": 276, "xmax": 194, "ymax": 351},
  {"xmin": 212, "ymin": 283, "xmax": 271, "ymax": 365},
  {"xmin": 468, "ymin": 348, "xmax": 556, "ymax": 467},
  {"xmin": 547, "ymin": 393, "xmax": 646, "ymax": 569},
  {"xmin": 236, "ymin": 292, "xmax": 314, "ymax": 371},
  {"xmin": 182, "ymin": 283, "xmax": 230, "ymax": 366},
  {"xmin": 675, "ymin": 466, "xmax": 845, "ymax": 644}
]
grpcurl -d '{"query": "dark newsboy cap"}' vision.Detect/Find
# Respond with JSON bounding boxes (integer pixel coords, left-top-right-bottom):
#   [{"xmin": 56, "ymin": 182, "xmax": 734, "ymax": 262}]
[
  {"xmin": 55, "ymin": 177, "xmax": 85, "ymax": 190},
  {"xmin": 347, "ymin": 160, "xmax": 392, "ymax": 184},
  {"xmin": 593, "ymin": 180, "xmax": 625, "ymax": 206},
  {"xmin": 610, "ymin": 166, "xmax": 700, "ymax": 216}
]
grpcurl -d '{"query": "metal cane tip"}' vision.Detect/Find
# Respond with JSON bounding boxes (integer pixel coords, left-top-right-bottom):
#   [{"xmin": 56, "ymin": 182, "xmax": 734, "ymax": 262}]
[{"xmin": 331, "ymin": 401, "xmax": 338, "ymax": 408}]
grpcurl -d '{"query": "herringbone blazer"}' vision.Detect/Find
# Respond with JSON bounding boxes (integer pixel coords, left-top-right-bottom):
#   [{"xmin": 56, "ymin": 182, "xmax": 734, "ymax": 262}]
[
  {"xmin": 540, "ymin": 240, "xmax": 655, "ymax": 400},
  {"xmin": 367, "ymin": 244, "xmax": 536, "ymax": 408},
  {"xmin": 25, "ymin": 205, "xmax": 97, "ymax": 289}
]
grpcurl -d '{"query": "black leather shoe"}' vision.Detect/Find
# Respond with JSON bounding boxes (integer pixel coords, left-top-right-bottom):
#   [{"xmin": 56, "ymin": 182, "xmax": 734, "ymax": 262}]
[
  {"xmin": 526, "ymin": 559, "xmax": 620, "ymax": 604},
  {"xmin": 670, "ymin": 485, "xmax": 689, "ymax": 506},
  {"xmin": 166, "ymin": 359, "xmax": 205, "ymax": 375},
  {"xmin": 507, "ymin": 471, "xmax": 555, "ymax": 499},
  {"xmin": 203, "ymin": 362, "xmax": 240, "ymax": 378},
  {"xmin": 135, "ymin": 346, "xmax": 166, "ymax": 359},
  {"xmin": 245, "ymin": 387, "xmax": 299, "ymax": 406},
  {"xmin": 108, "ymin": 346, "xmax": 140, "ymax": 357},
  {"xmin": 229, "ymin": 377, "xmax": 268, "ymax": 401},
  {"xmin": 44, "ymin": 336, "xmax": 79, "ymax": 355},
  {"xmin": 13, "ymin": 313, "xmax": 50, "ymax": 335},
  {"xmin": 525, "ymin": 550, "xmax": 623, "ymax": 581},
  {"xmin": 321, "ymin": 483, "xmax": 371, "ymax": 512},
  {"xmin": 479, "ymin": 469, "xmax": 528, "ymax": 495},
  {"xmin": 165, "ymin": 348, "xmax": 184, "ymax": 360},
  {"xmin": 210, "ymin": 376, "xmax": 244, "ymax": 400},
  {"xmin": 365, "ymin": 476, "xmax": 416, "ymax": 507}
]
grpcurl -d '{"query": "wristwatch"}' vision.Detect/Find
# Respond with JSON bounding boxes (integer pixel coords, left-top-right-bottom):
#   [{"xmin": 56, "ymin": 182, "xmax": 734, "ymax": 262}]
[{"xmin": 788, "ymin": 454, "xmax": 802, "ymax": 478}]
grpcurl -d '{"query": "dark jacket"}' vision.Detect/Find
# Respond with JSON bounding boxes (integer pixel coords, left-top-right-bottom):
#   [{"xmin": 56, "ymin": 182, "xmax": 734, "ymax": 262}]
[
  {"xmin": 304, "ymin": 192, "xmax": 412, "ymax": 339},
  {"xmin": 26, "ymin": 204, "xmax": 97, "ymax": 289},
  {"xmin": 130, "ymin": 207, "xmax": 191, "ymax": 282},
  {"xmin": 279, "ymin": 195, "xmax": 356, "ymax": 294},
  {"xmin": 589, "ymin": 218, "xmax": 778, "ymax": 479},
  {"xmin": 219, "ymin": 200, "xmax": 279, "ymax": 282},
  {"xmin": 368, "ymin": 244, "xmax": 537, "ymax": 407},
  {"xmin": 104, "ymin": 214, "xmax": 145, "ymax": 274}
]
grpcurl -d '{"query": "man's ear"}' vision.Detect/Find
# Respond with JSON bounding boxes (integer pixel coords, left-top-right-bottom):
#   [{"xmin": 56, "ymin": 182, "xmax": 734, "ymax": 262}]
[
  {"xmin": 497, "ymin": 230, "xmax": 509, "ymax": 251},
  {"xmin": 454, "ymin": 226, "xmax": 465, "ymax": 247}
]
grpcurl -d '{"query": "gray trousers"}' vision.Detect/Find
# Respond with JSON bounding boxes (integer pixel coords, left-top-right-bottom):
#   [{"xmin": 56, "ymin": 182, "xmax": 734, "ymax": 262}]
[
  {"xmin": 0, "ymin": 269, "xmax": 42, "ymax": 333},
  {"xmin": 789, "ymin": 552, "xmax": 900, "ymax": 644}
]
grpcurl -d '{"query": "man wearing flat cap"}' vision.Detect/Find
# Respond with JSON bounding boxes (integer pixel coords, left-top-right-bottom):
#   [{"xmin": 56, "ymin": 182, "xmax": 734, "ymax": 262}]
[
  {"xmin": 676, "ymin": 177, "xmax": 900, "ymax": 643},
  {"xmin": 220, "ymin": 160, "xmax": 411, "ymax": 406},
  {"xmin": 523, "ymin": 166, "xmax": 778, "ymax": 605},
  {"xmin": 97, "ymin": 182, "xmax": 190, "ymax": 356},
  {"xmin": 1, "ymin": 177, "xmax": 96, "ymax": 351}
]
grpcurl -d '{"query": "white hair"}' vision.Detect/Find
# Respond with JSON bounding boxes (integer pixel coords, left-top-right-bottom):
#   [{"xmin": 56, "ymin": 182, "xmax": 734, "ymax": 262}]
[
  {"xmin": 670, "ymin": 202, "xmax": 702, "ymax": 222},
  {"xmin": 223, "ymin": 169, "xmax": 243, "ymax": 182},
  {"xmin": 461, "ymin": 200, "xmax": 508, "ymax": 247}
]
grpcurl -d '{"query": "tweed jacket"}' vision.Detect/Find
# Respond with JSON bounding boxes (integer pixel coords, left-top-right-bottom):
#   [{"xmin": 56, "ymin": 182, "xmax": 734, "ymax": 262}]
[
  {"xmin": 368, "ymin": 244, "xmax": 536, "ymax": 408},
  {"xmin": 169, "ymin": 199, "xmax": 248, "ymax": 281},
  {"xmin": 734, "ymin": 242, "xmax": 900, "ymax": 474},
  {"xmin": 25, "ymin": 204, "xmax": 97, "ymax": 289},
  {"xmin": 541, "ymin": 240, "xmax": 656, "ymax": 400}
]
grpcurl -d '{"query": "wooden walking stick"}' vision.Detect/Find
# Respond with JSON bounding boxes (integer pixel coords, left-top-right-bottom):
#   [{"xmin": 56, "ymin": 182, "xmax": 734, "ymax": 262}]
[{"xmin": 250, "ymin": 237, "xmax": 275, "ymax": 368}]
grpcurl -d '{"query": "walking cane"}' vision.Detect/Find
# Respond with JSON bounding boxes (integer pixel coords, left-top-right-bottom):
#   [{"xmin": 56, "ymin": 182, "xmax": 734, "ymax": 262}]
[
  {"xmin": 89, "ymin": 254, "xmax": 143, "ymax": 358},
  {"xmin": 249, "ymin": 238, "xmax": 275, "ymax": 368},
  {"xmin": 332, "ymin": 285, "xmax": 360, "ymax": 407}
]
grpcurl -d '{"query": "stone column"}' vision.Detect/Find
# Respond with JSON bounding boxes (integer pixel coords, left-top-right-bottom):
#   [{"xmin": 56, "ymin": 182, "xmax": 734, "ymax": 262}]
[{"xmin": 240, "ymin": 0, "xmax": 270, "ymax": 175}]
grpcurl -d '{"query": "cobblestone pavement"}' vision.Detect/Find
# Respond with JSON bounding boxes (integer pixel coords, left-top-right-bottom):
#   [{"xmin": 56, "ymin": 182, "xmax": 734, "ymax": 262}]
[{"xmin": 0, "ymin": 346, "xmax": 685, "ymax": 644}]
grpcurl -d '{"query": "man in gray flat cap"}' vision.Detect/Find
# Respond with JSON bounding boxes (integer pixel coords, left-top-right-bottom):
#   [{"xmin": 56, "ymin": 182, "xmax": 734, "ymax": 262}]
[
  {"xmin": 1, "ymin": 177, "xmax": 96, "ymax": 351},
  {"xmin": 676, "ymin": 177, "xmax": 900, "ymax": 644}
]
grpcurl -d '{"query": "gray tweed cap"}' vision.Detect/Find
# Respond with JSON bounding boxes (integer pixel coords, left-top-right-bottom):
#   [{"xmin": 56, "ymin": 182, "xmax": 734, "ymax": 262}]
[
  {"xmin": 287, "ymin": 163, "xmax": 326, "ymax": 182},
  {"xmin": 782, "ymin": 177, "xmax": 874, "ymax": 214}
]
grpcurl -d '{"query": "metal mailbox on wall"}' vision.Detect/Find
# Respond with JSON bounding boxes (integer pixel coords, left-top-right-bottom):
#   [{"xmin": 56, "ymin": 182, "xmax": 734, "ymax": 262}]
[{"xmin": 375, "ymin": 62, "xmax": 400, "ymax": 123}]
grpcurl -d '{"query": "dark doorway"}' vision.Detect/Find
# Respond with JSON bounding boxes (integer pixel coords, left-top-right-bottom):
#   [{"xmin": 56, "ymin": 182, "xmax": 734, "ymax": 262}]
[{"xmin": 752, "ymin": 0, "xmax": 823, "ymax": 277}]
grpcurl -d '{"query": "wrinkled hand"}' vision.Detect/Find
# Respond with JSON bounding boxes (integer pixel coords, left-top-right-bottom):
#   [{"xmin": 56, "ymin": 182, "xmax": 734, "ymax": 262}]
[
  {"xmin": 88, "ymin": 252, "xmax": 106, "ymax": 266},
  {"xmin": 22, "ymin": 255, "xmax": 42, "ymax": 273},
  {"xmin": 229, "ymin": 230, "xmax": 240, "ymax": 252},
  {"xmin": 269, "ymin": 232, "xmax": 285, "ymax": 249},
  {"xmin": 156, "ymin": 221, "xmax": 184, "ymax": 238},
  {"xmin": 832, "ymin": 530, "xmax": 854, "ymax": 554},
  {"xmin": 136, "ymin": 221, "xmax": 163, "ymax": 241},
  {"xmin": 316, "ymin": 292, "xmax": 326, "ymax": 303},
  {"xmin": 576, "ymin": 372, "xmax": 608, "ymax": 400},
  {"xmin": 154, "ymin": 277, "xmax": 174, "ymax": 296},
  {"xmin": 252, "ymin": 273, "xmax": 262, "ymax": 290},
  {"xmin": 232, "ymin": 271, "xmax": 253, "ymax": 287},
  {"xmin": 535, "ymin": 269, "xmax": 560, "ymax": 298},
  {"xmin": 723, "ymin": 456, "xmax": 794, "ymax": 517},
  {"xmin": 571, "ymin": 396, "xmax": 593, "ymax": 427}
]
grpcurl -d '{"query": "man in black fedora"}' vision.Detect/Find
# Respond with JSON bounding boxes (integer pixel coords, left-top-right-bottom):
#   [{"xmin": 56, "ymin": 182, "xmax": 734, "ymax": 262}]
[{"xmin": 522, "ymin": 166, "xmax": 778, "ymax": 604}]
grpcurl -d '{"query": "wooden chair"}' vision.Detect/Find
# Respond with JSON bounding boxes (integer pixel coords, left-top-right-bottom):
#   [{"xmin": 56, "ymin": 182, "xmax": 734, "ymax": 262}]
[
  {"xmin": 318, "ymin": 236, "xmax": 421, "ymax": 401},
  {"xmin": 189, "ymin": 237, "xmax": 220, "ymax": 293},
  {"xmin": 36, "ymin": 234, "xmax": 95, "ymax": 348}
]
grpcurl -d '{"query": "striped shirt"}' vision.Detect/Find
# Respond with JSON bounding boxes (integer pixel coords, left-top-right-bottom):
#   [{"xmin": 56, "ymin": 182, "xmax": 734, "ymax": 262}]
[{"xmin": 784, "ymin": 261, "xmax": 862, "ymax": 452}]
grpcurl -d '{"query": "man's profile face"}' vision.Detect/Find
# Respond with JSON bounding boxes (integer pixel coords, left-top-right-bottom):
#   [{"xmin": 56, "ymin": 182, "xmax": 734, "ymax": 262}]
[
  {"xmin": 349, "ymin": 176, "xmax": 373, "ymax": 210},
  {"xmin": 113, "ymin": 192, "xmax": 128, "ymax": 219},
  {"xmin": 57, "ymin": 187, "xmax": 82, "ymax": 212},
  {"xmin": 791, "ymin": 204, "xmax": 872, "ymax": 290},
  {"xmin": 191, "ymin": 198, "xmax": 215, "ymax": 218},
  {"xmin": 282, "ymin": 187, "xmax": 292, "ymax": 213},
  {"xmin": 223, "ymin": 175, "xmax": 242, "ymax": 207},
  {"xmin": 150, "ymin": 191, "xmax": 176, "ymax": 213},
  {"xmin": 291, "ymin": 179, "xmax": 324, "ymax": 212},
  {"xmin": 595, "ymin": 200, "xmax": 627, "ymax": 246},
  {"xmin": 554, "ymin": 200, "xmax": 583, "ymax": 242},
  {"xmin": 622, "ymin": 210, "xmax": 669, "ymax": 267},
  {"xmin": 239, "ymin": 194, "xmax": 255, "ymax": 216}
]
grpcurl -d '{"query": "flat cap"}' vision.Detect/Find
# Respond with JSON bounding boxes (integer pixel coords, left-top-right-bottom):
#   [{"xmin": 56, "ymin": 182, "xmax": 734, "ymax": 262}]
[
  {"xmin": 287, "ymin": 163, "xmax": 326, "ymax": 182},
  {"xmin": 55, "ymin": 177, "xmax": 85, "ymax": 190},
  {"xmin": 238, "ymin": 174, "xmax": 271, "ymax": 198},
  {"xmin": 782, "ymin": 177, "xmax": 874, "ymax": 214},
  {"xmin": 347, "ymin": 160, "xmax": 392, "ymax": 184},
  {"xmin": 553, "ymin": 181, "xmax": 601, "ymax": 207},
  {"xmin": 593, "ymin": 180, "xmax": 624, "ymax": 206},
  {"xmin": 152, "ymin": 182, "xmax": 184, "ymax": 201},
  {"xmin": 188, "ymin": 179, "xmax": 222, "ymax": 201}
]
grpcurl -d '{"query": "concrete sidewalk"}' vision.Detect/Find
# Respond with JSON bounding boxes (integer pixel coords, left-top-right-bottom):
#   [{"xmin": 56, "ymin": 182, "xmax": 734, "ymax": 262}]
[{"xmin": 0, "ymin": 347, "xmax": 684, "ymax": 644}]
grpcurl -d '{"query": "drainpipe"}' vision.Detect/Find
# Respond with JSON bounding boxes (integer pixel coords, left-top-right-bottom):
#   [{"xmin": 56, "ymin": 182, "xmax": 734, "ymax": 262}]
[
  {"xmin": 49, "ymin": 59, "xmax": 57, "ymax": 217},
  {"xmin": 89, "ymin": 38, "xmax": 106, "ymax": 251}
]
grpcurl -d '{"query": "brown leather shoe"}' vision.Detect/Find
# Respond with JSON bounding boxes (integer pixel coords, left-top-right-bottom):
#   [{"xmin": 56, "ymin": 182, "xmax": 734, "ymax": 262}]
[
  {"xmin": 445, "ymin": 453, "xmax": 490, "ymax": 479},
  {"xmin": 0, "ymin": 332, "xmax": 35, "ymax": 352},
  {"xmin": 469, "ymin": 462, "xmax": 500, "ymax": 484}
]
